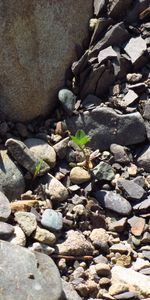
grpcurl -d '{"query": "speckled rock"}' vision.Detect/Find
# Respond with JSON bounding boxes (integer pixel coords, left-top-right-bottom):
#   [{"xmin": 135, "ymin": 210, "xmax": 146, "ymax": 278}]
[
  {"xmin": 25, "ymin": 138, "xmax": 56, "ymax": 168},
  {"xmin": 15, "ymin": 212, "xmax": 37, "ymax": 236},
  {"xmin": 33, "ymin": 226, "xmax": 56, "ymax": 246},
  {"xmin": 0, "ymin": 150, "xmax": 25, "ymax": 200}
]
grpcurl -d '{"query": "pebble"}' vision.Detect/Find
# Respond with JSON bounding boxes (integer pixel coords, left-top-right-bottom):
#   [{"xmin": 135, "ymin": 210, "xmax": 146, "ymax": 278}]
[
  {"xmin": 45, "ymin": 173, "xmax": 68, "ymax": 202},
  {"xmin": 117, "ymin": 179, "xmax": 145, "ymax": 200},
  {"xmin": 33, "ymin": 226, "xmax": 56, "ymax": 246},
  {"xmin": 90, "ymin": 228, "xmax": 109, "ymax": 252},
  {"xmin": 137, "ymin": 145, "xmax": 150, "ymax": 172},
  {"xmin": 53, "ymin": 137, "xmax": 69, "ymax": 159},
  {"xmin": 15, "ymin": 212, "xmax": 37, "ymax": 236},
  {"xmin": 128, "ymin": 216, "xmax": 145, "ymax": 236},
  {"xmin": 95, "ymin": 263, "xmax": 111, "ymax": 276},
  {"xmin": 9, "ymin": 225, "xmax": 26, "ymax": 247},
  {"xmin": 58, "ymin": 89, "xmax": 76, "ymax": 114},
  {"xmin": 0, "ymin": 191, "xmax": 11, "ymax": 221},
  {"xmin": 92, "ymin": 161, "xmax": 115, "ymax": 181},
  {"xmin": 0, "ymin": 150, "xmax": 25, "ymax": 200},
  {"xmin": 110, "ymin": 144, "xmax": 130, "ymax": 164},
  {"xmin": 95, "ymin": 191, "xmax": 132, "ymax": 216},
  {"xmin": 56, "ymin": 230, "xmax": 94, "ymax": 256},
  {"xmin": 110, "ymin": 243, "xmax": 129, "ymax": 254},
  {"xmin": 25, "ymin": 138, "xmax": 56, "ymax": 168},
  {"xmin": 41, "ymin": 208, "xmax": 63, "ymax": 232},
  {"xmin": 70, "ymin": 167, "xmax": 91, "ymax": 184},
  {"xmin": 0, "ymin": 222, "xmax": 14, "ymax": 240}
]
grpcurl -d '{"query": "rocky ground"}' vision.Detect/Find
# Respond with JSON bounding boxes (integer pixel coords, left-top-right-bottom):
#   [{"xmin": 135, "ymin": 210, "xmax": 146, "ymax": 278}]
[{"xmin": 0, "ymin": 0, "xmax": 150, "ymax": 299}]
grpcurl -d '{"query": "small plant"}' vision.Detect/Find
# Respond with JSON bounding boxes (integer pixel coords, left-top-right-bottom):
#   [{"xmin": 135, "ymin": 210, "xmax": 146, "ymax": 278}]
[{"xmin": 33, "ymin": 159, "xmax": 44, "ymax": 179}]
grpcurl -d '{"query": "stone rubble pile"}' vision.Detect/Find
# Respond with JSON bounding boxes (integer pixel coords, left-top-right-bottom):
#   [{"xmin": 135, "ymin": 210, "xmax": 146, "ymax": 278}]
[{"xmin": 0, "ymin": 0, "xmax": 150, "ymax": 300}]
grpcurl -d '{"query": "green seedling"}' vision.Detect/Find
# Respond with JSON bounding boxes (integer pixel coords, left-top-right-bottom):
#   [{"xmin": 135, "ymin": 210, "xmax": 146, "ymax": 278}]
[
  {"xmin": 33, "ymin": 159, "xmax": 44, "ymax": 179},
  {"xmin": 70, "ymin": 129, "xmax": 92, "ymax": 169}
]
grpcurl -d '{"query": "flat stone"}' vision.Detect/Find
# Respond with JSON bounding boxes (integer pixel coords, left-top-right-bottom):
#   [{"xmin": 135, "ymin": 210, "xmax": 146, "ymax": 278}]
[
  {"xmin": 66, "ymin": 107, "xmax": 146, "ymax": 150},
  {"xmin": 43, "ymin": 174, "xmax": 68, "ymax": 202},
  {"xmin": 0, "ymin": 222, "xmax": 14, "ymax": 240},
  {"xmin": 0, "ymin": 240, "xmax": 63, "ymax": 300},
  {"xmin": 109, "ymin": 282, "xmax": 129, "ymax": 296},
  {"xmin": 98, "ymin": 46, "xmax": 117, "ymax": 65},
  {"xmin": 121, "ymin": 90, "xmax": 138, "ymax": 107},
  {"xmin": 95, "ymin": 191, "xmax": 132, "ymax": 216},
  {"xmin": 114, "ymin": 291, "xmax": 138, "ymax": 299},
  {"xmin": 41, "ymin": 209, "xmax": 63, "ymax": 232},
  {"xmin": 133, "ymin": 197, "xmax": 150, "ymax": 212},
  {"xmin": 92, "ymin": 162, "xmax": 115, "ymax": 181},
  {"xmin": 24, "ymin": 138, "xmax": 56, "ymax": 168},
  {"xmin": 5, "ymin": 138, "xmax": 50, "ymax": 176},
  {"xmin": 117, "ymin": 179, "xmax": 145, "ymax": 200},
  {"xmin": 0, "ymin": 150, "xmax": 25, "ymax": 200},
  {"xmin": 128, "ymin": 216, "xmax": 145, "ymax": 236},
  {"xmin": 33, "ymin": 226, "xmax": 56, "ymax": 246},
  {"xmin": 110, "ymin": 144, "xmax": 130, "ymax": 164},
  {"xmin": 137, "ymin": 145, "xmax": 150, "ymax": 172},
  {"xmin": 0, "ymin": 191, "xmax": 11, "ymax": 221},
  {"xmin": 124, "ymin": 36, "xmax": 147, "ymax": 66},
  {"xmin": 70, "ymin": 167, "xmax": 91, "ymax": 184},
  {"xmin": 9, "ymin": 225, "xmax": 26, "ymax": 247},
  {"xmin": 15, "ymin": 212, "xmax": 37, "ymax": 236},
  {"xmin": 56, "ymin": 230, "xmax": 94, "ymax": 256},
  {"xmin": 0, "ymin": 0, "xmax": 92, "ymax": 122},
  {"xmin": 111, "ymin": 265, "xmax": 150, "ymax": 297}
]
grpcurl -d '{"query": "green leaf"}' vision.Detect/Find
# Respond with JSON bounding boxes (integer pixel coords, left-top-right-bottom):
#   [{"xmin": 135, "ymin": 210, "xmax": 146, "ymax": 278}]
[
  {"xmin": 33, "ymin": 159, "xmax": 43, "ymax": 179},
  {"xmin": 70, "ymin": 129, "xmax": 91, "ymax": 148}
]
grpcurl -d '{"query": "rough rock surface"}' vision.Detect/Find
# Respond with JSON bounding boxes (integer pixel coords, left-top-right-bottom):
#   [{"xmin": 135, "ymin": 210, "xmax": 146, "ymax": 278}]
[
  {"xmin": 0, "ymin": 240, "xmax": 63, "ymax": 300},
  {"xmin": 0, "ymin": 0, "xmax": 93, "ymax": 121}
]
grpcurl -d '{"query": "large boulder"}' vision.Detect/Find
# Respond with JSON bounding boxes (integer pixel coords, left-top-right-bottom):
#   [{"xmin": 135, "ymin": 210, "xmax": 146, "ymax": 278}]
[{"xmin": 0, "ymin": 0, "xmax": 93, "ymax": 121}]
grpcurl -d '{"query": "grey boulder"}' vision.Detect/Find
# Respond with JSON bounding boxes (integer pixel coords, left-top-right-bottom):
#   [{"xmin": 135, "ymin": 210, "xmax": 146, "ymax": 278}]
[
  {"xmin": 0, "ymin": 0, "xmax": 92, "ymax": 121},
  {"xmin": 0, "ymin": 240, "xmax": 63, "ymax": 300},
  {"xmin": 66, "ymin": 107, "xmax": 146, "ymax": 150}
]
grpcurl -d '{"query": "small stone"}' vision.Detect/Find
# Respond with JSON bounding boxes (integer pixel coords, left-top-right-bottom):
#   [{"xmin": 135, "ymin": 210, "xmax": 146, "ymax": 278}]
[
  {"xmin": 33, "ymin": 226, "xmax": 56, "ymax": 246},
  {"xmin": 70, "ymin": 167, "xmax": 91, "ymax": 184},
  {"xmin": 0, "ymin": 191, "xmax": 11, "ymax": 221},
  {"xmin": 45, "ymin": 174, "xmax": 68, "ymax": 202},
  {"xmin": 109, "ymin": 282, "xmax": 128, "ymax": 296},
  {"xmin": 124, "ymin": 36, "xmax": 147, "ymax": 66},
  {"xmin": 137, "ymin": 145, "xmax": 150, "ymax": 172},
  {"xmin": 127, "ymin": 164, "xmax": 138, "ymax": 176},
  {"xmin": 5, "ymin": 138, "xmax": 50, "ymax": 176},
  {"xmin": 62, "ymin": 279, "xmax": 82, "ymax": 300},
  {"xmin": 92, "ymin": 162, "xmax": 115, "ymax": 181},
  {"xmin": 99, "ymin": 277, "xmax": 111, "ymax": 287},
  {"xmin": 108, "ymin": 218, "xmax": 127, "ymax": 233},
  {"xmin": 58, "ymin": 89, "xmax": 76, "ymax": 115},
  {"xmin": 95, "ymin": 263, "xmax": 111, "ymax": 276},
  {"xmin": 127, "ymin": 73, "xmax": 143, "ymax": 83},
  {"xmin": 121, "ymin": 90, "xmax": 138, "ymax": 107},
  {"xmin": 90, "ymin": 228, "xmax": 109, "ymax": 251},
  {"xmin": 117, "ymin": 179, "xmax": 145, "ymax": 200},
  {"xmin": 9, "ymin": 225, "xmax": 26, "ymax": 247},
  {"xmin": 110, "ymin": 243, "xmax": 129, "ymax": 254},
  {"xmin": 94, "ymin": 254, "xmax": 108, "ymax": 264},
  {"xmin": 56, "ymin": 230, "xmax": 94, "ymax": 256},
  {"xmin": 53, "ymin": 137, "xmax": 69, "ymax": 159},
  {"xmin": 110, "ymin": 144, "xmax": 130, "ymax": 164},
  {"xmin": 0, "ymin": 222, "xmax": 14, "ymax": 240},
  {"xmin": 95, "ymin": 191, "xmax": 132, "ymax": 216},
  {"xmin": 128, "ymin": 216, "xmax": 145, "ymax": 236},
  {"xmin": 15, "ymin": 212, "xmax": 37, "ymax": 236},
  {"xmin": 41, "ymin": 209, "xmax": 63, "ymax": 232},
  {"xmin": 25, "ymin": 138, "xmax": 56, "ymax": 168}
]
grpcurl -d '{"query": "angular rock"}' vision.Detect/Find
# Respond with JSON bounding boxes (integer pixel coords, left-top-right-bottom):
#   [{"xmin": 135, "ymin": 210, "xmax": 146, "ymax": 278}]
[
  {"xmin": 82, "ymin": 94, "xmax": 102, "ymax": 110},
  {"xmin": 143, "ymin": 99, "xmax": 150, "ymax": 120},
  {"xmin": 0, "ymin": 240, "xmax": 63, "ymax": 300},
  {"xmin": 108, "ymin": 0, "xmax": 133, "ymax": 20},
  {"xmin": 90, "ymin": 18, "xmax": 113, "ymax": 46},
  {"xmin": 117, "ymin": 179, "xmax": 145, "ymax": 200},
  {"xmin": 110, "ymin": 144, "xmax": 131, "ymax": 164},
  {"xmin": 9, "ymin": 225, "xmax": 26, "ymax": 247},
  {"xmin": 94, "ymin": 0, "xmax": 106, "ymax": 16},
  {"xmin": 0, "ymin": 222, "xmax": 14, "ymax": 240},
  {"xmin": 137, "ymin": 145, "xmax": 150, "ymax": 172},
  {"xmin": 0, "ymin": 191, "xmax": 11, "ymax": 221},
  {"xmin": 98, "ymin": 46, "xmax": 118, "ymax": 65},
  {"xmin": 41, "ymin": 209, "xmax": 63, "ymax": 232},
  {"xmin": 92, "ymin": 161, "xmax": 115, "ymax": 181},
  {"xmin": 66, "ymin": 107, "xmax": 146, "ymax": 150},
  {"xmin": 124, "ymin": 36, "xmax": 147, "ymax": 68},
  {"xmin": 6, "ymin": 138, "xmax": 50, "ymax": 175},
  {"xmin": 0, "ymin": 0, "xmax": 93, "ymax": 122},
  {"xmin": 111, "ymin": 265, "xmax": 150, "ymax": 297},
  {"xmin": 0, "ymin": 150, "xmax": 25, "ymax": 200},
  {"xmin": 15, "ymin": 212, "xmax": 37, "ymax": 236},
  {"xmin": 95, "ymin": 190, "xmax": 132, "ymax": 216},
  {"xmin": 56, "ymin": 230, "xmax": 94, "ymax": 256},
  {"xmin": 108, "ymin": 217, "xmax": 127, "ymax": 233},
  {"xmin": 70, "ymin": 167, "xmax": 91, "ymax": 184},
  {"xmin": 33, "ymin": 226, "xmax": 56, "ymax": 246},
  {"xmin": 121, "ymin": 90, "xmax": 138, "ymax": 107},
  {"xmin": 43, "ymin": 174, "xmax": 68, "ymax": 202},
  {"xmin": 62, "ymin": 280, "xmax": 82, "ymax": 300},
  {"xmin": 128, "ymin": 216, "xmax": 145, "ymax": 236},
  {"xmin": 24, "ymin": 138, "xmax": 56, "ymax": 168},
  {"xmin": 133, "ymin": 197, "xmax": 150, "ymax": 213},
  {"xmin": 53, "ymin": 137, "xmax": 69, "ymax": 159}
]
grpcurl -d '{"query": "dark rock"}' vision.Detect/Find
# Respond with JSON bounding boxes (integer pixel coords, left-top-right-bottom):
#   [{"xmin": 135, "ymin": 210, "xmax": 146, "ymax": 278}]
[
  {"xmin": 117, "ymin": 179, "xmax": 145, "ymax": 200},
  {"xmin": 58, "ymin": 89, "xmax": 76, "ymax": 115},
  {"xmin": 108, "ymin": 217, "xmax": 127, "ymax": 233},
  {"xmin": 66, "ymin": 107, "xmax": 146, "ymax": 150},
  {"xmin": 5, "ymin": 138, "xmax": 50, "ymax": 176},
  {"xmin": 92, "ymin": 161, "xmax": 115, "ymax": 181},
  {"xmin": 90, "ymin": 18, "xmax": 113, "ymax": 46},
  {"xmin": 0, "ymin": 191, "xmax": 11, "ymax": 221},
  {"xmin": 142, "ymin": 232, "xmax": 150, "ymax": 244},
  {"xmin": 137, "ymin": 145, "xmax": 150, "ymax": 172},
  {"xmin": 0, "ymin": 240, "xmax": 63, "ymax": 300},
  {"xmin": 95, "ymin": 190, "xmax": 132, "ymax": 216},
  {"xmin": 0, "ymin": 121, "xmax": 9, "ymax": 136},
  {"xmin": 128, "ymin": 216, "xmax": 145, "ymax": 236},
  {"xmin": 41, "ymin": 209, "xmax": 63, "ymax": 232},
  {"xmin": 0, "ymin": 150, "xmax": 25, "ymax": 200},
  {"xmin": 143, "ymin": 100, "xmax": 150, "ymax": 120},
  {"xmin": 0, "ymin": 222, "xmax": 14, "ymax": 240},
  {"xmin": 108, "ymin": 0, "xmax": 133, "ymax": 21},
  {"xmin": 82, "ymin": 94, "xmax": 102, "ymax": 110},
  {"xmin": 145, "ymin": 121, "xmax": 150, "ymax": 141},
  {"xmin": 110, "ymin": 144, "xmax": 131, "ymax": 164},
  {"xmin": 126, "ymin": 0, "xmax": 150, "ymax": 23}
]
